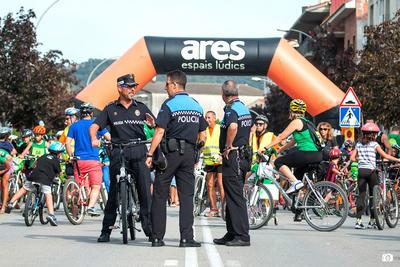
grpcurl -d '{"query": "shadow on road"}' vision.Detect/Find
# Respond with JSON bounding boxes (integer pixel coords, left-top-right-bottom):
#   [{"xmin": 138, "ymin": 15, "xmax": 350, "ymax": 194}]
[
  {"xmin": 24, "ymin": 234, "xmax": 182, "ymax": 247},
  {"xmin": 348, "ymin": 233, "xmax": 400, "ymax": 242}
]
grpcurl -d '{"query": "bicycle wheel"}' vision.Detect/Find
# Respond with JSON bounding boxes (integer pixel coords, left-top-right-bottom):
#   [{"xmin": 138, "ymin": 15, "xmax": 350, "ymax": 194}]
[
  {"xmin": 8, "ymin": 176, "xmax": 19, "ymax": 200},
  {"xmin": 39, "ymin": 206, "xmax": 48, "ymax": 225},
  {"xmin": 24, "ymin": 191, "xmax": 37, "ymax": 226},
  {"xmin": 246, "ymin": 183, "xmax": 274, "ymax": 230},
  {"xmin": 385, "ymin": 186, "xmax": 399, "ymax": 228},
  {"xmin": 120, "ymin": 180, "xmax": 128, "ymax": 244},
  {"xmin": 99, "ymin": 185, "xmax": 108, "ymax": 211},
  {"xmin": 303, "ymin": 181, "xmax": 348, "ymax": 232},
  {"xmin": 193, "ymin": 175, "xmax": 206, "ymax": 216},
  {"xmin": 62, "ymin": 178, "xmax": 85, "ymax": 225},
  {"xmin": 52, "ymin": 179, "xmax": 61, "ymax": 211},
  {"xmin": 372, "ymin": 185, "xmax": 385, "ymax": 230},
  {"xmin": 347, "ymin": 183, "xmax": 359, "ymax": 218}
]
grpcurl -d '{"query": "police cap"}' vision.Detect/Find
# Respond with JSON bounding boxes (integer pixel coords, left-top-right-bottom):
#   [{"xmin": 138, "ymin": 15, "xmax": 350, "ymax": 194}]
[{"xmin": 117, "ymin": 73, "xmax": 139, "ymax": 87}]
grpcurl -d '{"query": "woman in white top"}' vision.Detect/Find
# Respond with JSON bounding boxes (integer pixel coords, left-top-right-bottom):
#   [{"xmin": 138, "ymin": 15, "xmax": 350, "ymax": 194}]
[{"xmin": 350, "ymin": 122, "xmax": 400, "ymax": 229}]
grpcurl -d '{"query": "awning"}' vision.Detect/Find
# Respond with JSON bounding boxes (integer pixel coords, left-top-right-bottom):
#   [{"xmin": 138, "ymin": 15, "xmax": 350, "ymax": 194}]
[
  {"xmin": 322, "ymin": 0, "xmax": 355, "ymax": 27},
  {"xmin": 285, "ymin": 2, "xmax": 331, "ymax": 39}
]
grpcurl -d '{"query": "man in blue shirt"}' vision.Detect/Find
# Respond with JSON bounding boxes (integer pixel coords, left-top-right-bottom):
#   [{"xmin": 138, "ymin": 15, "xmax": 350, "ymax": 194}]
[
  {"xmin": 214, "ymin": 80, "xmax": 252, "ymax": 246},
  {"xmin": 66, "ymin": 103, "xmax": 110, "ymax": 216},
  {"xmin": 145, "ymin": 70, "xmax": 207, "ymax": 247}
]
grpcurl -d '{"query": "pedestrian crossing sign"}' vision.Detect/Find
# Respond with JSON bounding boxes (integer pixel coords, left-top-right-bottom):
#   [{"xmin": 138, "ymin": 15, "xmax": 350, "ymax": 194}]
[{"xmin": 339, "ymin": 107, "xmax": 361, "ymax": 127}]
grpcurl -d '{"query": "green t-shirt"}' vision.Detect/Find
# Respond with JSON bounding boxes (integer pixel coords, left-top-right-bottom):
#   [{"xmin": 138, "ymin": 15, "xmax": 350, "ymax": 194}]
[
  {"xmin": 30, "ymin": 140, "xmax": 47, "ymax": 156},
  {"xmin": 0, "ymin": 148, "xmax": 10, "ymax": 164},
  {"xmin": 292, "ymin": 118, "xmax": 318, "ymax": 152}
]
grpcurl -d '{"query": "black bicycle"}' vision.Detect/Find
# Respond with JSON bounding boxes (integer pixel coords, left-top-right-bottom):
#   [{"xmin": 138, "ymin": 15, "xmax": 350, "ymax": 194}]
[
  {"xmin": 108, "ymin": 139, "xmax": 149, "ymax": 244},
  {"xmin": 24, "ymin": 182, "xmax": 49, "ymax": 226}
]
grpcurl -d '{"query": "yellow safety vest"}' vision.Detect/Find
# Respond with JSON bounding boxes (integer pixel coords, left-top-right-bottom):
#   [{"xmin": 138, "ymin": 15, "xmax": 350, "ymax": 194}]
[
  {"xmin": 251, "ymin": 131, "xmax": 275, "ymax": 162},
  {"xmin": 203, "ymin": 125, "xmax": 222, "ymax": 166}
]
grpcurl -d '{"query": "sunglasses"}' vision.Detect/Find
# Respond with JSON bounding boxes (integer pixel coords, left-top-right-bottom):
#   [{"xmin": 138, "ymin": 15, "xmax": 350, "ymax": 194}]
[
  {"xmin": 255, "ymin": 122, "xmax": 265, "ymax": 126},
  {"xmin": 319, "ymin": 128, "xmax": 329, "ymax": 131}
]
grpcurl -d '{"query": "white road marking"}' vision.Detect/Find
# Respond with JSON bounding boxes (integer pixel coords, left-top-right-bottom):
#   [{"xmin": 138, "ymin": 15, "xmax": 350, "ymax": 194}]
[
  {"xmin": 226, "ymin": 260, "xmax": 241, "ymax": 267},
  {"xmin": 201, "ymin": 218, "xmax": 225, "ymax": 267},
  {"xmin": 164, "ymin": 259, "xmax": 179, "ymax": 266},
  {"xmin": 185, "ymin": 225, "xmax": 198, "ymax": 267}
]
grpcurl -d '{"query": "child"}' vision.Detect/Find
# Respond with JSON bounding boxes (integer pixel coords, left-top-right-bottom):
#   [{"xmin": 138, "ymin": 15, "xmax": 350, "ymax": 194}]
[
  {"xmin": 0, "ymin": 127, "xmax": 15, "ymax": 213},
  {"xmin": 20, "ymin": 125, "xmax": 48, "ymax": 158},
  {"xmin": 350, "ymin": 122, "xmax": 400, "ymax": 229},
  {"xmin": 5, "ymin": 142, "xmax": 65, "ymax": 226},
  {"xmin": 325, "ymin": 148, "xmax": 342, "ymax": 183}
]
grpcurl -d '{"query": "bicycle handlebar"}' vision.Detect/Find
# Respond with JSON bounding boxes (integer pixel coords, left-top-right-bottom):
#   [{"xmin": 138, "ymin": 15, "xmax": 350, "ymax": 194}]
[{"xmin": 105, "ymin": 139, "xmax": 151, "ymax": 149}]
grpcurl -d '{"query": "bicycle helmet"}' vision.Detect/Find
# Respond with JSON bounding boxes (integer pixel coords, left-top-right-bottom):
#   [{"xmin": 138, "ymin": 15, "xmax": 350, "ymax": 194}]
[
  {"xmin": 392, "ymin": 143, "xmax": 400, "ymax": 151},
  {"xmin": 343, "ymin": 140, "xmax": 354, "ymax": 148},
  {"xmin": 329, "ymin": 148, "xmax": 342, "ymax": 159},
  {"xmin": 0, "ymin": 127, "xmax": 11, "ymax": 139},
  {"xmin": 65, "ymin": 107, "xmax": 79, "ymax": 116},
  {"xmin": 255, "ymin": 115, "xmax": 269, "ymax": 124},
  {"xmin": 289, "ymin": 99, "xmax": 307, "ymax": 113},
  {"xmin": 80, "ymin": 102, "xmax": 94, "ymax": 115},
  {"xmin": 361, "ymin": 122, "xmax": 380, "ymax": 133},
  {"xmin": 48, "ymin": 141, "xmax": 65, "ymax": 153},
  {"xmin": 21, "ymin": 129, "xmax": 34, "ymax": 138},
  {"xmin": 33, "ymin": 125, "xmax": 46, "ymax": 135}
]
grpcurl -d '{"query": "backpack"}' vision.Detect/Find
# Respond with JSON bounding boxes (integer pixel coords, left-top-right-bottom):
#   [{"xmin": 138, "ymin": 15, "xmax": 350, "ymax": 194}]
[{"xmin": 300, "ymin": 118, "xmax": 326, "ymax": 151}]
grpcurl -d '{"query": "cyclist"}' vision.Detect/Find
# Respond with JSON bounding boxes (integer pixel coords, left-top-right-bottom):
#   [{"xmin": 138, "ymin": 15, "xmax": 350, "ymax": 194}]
[
  {"xmin": 59, "ymin": 107, "xmax": 79, "ymax": 143},
  {"xmin": 20, "ymin": 125, "xmax": 48, "ymax": 159},
  {"xmin": 66, "ymin": 102, "xmax": 110, "ymax": 216},
  {"xmin": 5, "ymin": 142, "xmax": 64, "ymax": 225},
  {"xmin": 0, "ymin": 127, "xmax": 17, "ymax": 156},
  {"xmin": 250, "ymin": 115, "xmax": 276, "ymax": 161},
  {"xmin": 202, "ymin": 110, "xmax": 224, "ymax": 217},
  {"xmin": 0, "ymin": 127, "xmax": 14, "ymax": 213},
  {"xmin": 325, "ymin": 148, "xmax": 342, "ymax": 183},
  {"xmin": 13, "ymin": 129, "xmax": 33, "ymax": 155},
  {"xmin": 264, "ymin": 99, "xmax": 323, "ymax": 194},
  {"xmin": 350, "ymin": 122, "xmax": 400, "ymax": 229}
]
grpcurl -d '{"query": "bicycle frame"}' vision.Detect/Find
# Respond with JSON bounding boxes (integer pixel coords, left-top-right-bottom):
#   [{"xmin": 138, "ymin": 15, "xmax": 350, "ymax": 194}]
[
  {"xmin": 71, "ymin": 158, "xmax": 91, "ymax": 207},
  {"xmin": 258, "ymin": 163, "xmax": 327, "ymax": 210}
]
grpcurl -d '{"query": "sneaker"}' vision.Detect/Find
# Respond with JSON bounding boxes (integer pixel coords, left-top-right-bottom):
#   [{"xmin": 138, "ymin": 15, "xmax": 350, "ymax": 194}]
[
  {"xmin": 87, "ymin": 207, "xmax": 101, "ymax": 216},
  {"xmin": 47, "ymin": 214, "xmax": 58, "ymax": 226},
  {"xmin": 286, "ymin": 181, "xmax": 304, "ymax": 194},
  {"xmin": 367, "ymin": 220, "xmax": 377, "ymax": 229},
  {"xmin": 5, "ymin": 202, "xmax": 13, "ymax": 214},
  {"xmin": 355, "ymin": 219, "xmax": 365, "ymax": 229},
  {"xmin": 205, "ymin": 209, "xmax": 219, "ymax": 218}
]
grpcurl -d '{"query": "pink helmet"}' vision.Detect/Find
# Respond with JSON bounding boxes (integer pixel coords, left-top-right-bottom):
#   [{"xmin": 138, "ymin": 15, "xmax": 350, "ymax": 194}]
[
  {"xmin": 329, "ymin": 148, "xmax": 342, "ymax": 159},
  {"xmin": 361, "ymin": 122, "xmax": 380, "ymax": 133}
]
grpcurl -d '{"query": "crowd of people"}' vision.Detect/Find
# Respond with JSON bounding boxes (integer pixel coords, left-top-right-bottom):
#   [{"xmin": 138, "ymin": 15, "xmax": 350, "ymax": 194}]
[{"xmin": 1, "ymin": 69, "xmax": 400, "ymax": 247}]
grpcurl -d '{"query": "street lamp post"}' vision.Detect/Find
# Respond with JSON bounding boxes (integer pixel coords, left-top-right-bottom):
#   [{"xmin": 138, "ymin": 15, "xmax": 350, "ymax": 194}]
[
  {"xmin": 36, "ymin": 0, "xmax": 61, "ymax": 29},
  {"xmin": 277, "ymin": 28, "xmax": 316, "ymax": 42},
  {"xmin": 86, "ymin": 58, "xmax": 116, "ymax": 86},
  {"xmin": 251, "ymin": 77, "xmax": 270, "ymax": 95}
]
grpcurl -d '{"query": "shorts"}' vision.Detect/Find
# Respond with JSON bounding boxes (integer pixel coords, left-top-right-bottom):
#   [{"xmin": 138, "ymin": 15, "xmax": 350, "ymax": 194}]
[
  {"xmin": 23, "ymin": 181, "xmax": 51, "ymax": 194},
  {"xmin": 74, "ymin": 160, "xmax": 102, "ymax": 186},
  {"xmin": 203, "ymin": 164, "xmax": 222, "ymax": 173}
]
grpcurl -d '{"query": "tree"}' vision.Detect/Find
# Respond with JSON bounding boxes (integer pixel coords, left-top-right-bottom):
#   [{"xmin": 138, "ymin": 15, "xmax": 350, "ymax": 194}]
[
  {"xmin": 264, "ymin": 82, "xmax": 291, "ymax": 134},
  {"xmin": 0, "ymin": 8, "xmax": 78, "ymax": 130},
  {"xmin": 351, "ymin": 11, "xmax": 400, "ymax": 127}
]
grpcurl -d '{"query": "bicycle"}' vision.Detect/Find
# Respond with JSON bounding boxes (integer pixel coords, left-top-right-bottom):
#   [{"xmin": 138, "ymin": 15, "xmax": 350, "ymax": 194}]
[
  {"xmin": 8, "ymin": 157, "xmax": 26, "ymax": 203},
  {"xmin": 255, "ymin": 149, "xmax": 349, "ymax": 232},
  {"xmin": 372, "ymin": 160, "xmax": 399, "ymax": 230},
  {"xmin": 62, "ymin": 157, "xmax": 107, "ymax": 225},
  {"xmin": 193, "ymin": 156, "xmax": 224, "ymax": 218},
  {"xmin": 107, "ymin": 139, "xmax": 149, "ymax": 244},
  {"xmin": 24, "ymin": 182, "xmax": 49, "ymax": 226}
]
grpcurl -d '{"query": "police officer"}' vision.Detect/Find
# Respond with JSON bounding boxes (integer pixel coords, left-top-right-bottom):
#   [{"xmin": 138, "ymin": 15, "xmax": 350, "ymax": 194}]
[
  {"xmin": 145, "ymin": 70, "xmax": 207, "ymax": 247},
  {"xmin": 90, "ymin": 73, "xmax": 155, "ymax": 243},
  {"xmin": 213, "ymin": 80, "xmax": 252, "ymax": 246}
]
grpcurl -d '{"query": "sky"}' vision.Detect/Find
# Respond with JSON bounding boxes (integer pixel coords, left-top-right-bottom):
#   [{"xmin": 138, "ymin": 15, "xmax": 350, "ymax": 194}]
[{"xmin": 1, "ymin": 0, "xmax": 320, "ymax": 63}]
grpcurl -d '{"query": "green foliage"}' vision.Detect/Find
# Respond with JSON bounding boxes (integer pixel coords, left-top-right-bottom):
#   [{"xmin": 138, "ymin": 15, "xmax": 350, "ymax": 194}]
[
  {"xmin": 351, "ymin": 10, "xmax": 400, "ymax": 128},
  {"xmin": 0, "ymin": 8, "xmax": 78, "ymax": 130}
]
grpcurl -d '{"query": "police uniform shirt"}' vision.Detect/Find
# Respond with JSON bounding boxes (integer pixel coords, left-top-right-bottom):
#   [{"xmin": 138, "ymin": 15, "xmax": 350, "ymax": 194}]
[
  {"xmin": 219, "ymin": 99, "xmax": 252, "ymax": 152},
  {"xmin": 94, "ymin": 100, "xmax": 154, "ymax": 144},
  {"xmin": 156, "ymin": 92, "xmax": 207, "ymax": 144}
]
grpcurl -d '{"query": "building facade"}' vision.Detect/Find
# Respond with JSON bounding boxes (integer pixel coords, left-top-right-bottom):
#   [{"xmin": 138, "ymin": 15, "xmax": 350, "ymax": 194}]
[{"xmin": 368, "ymin": 0, "xmax": 400, "ymax": 25}]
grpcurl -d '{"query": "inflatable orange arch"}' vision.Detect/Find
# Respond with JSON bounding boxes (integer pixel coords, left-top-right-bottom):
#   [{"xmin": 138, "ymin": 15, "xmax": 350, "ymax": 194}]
[{"xmin": 76, "ymin": 37, "xmax": 344, "ymax": 118}]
